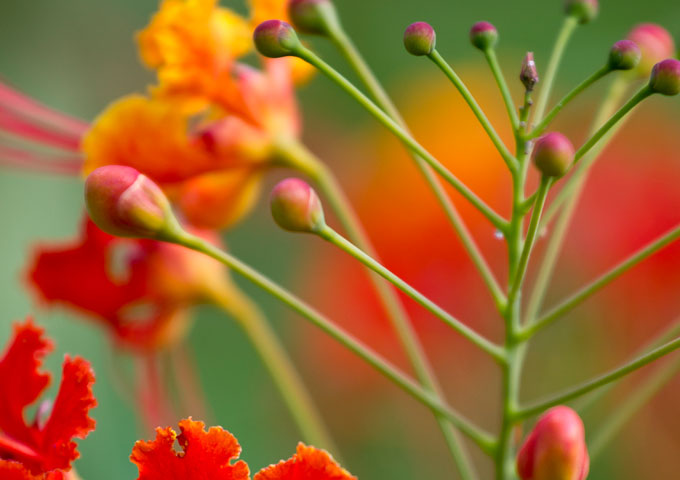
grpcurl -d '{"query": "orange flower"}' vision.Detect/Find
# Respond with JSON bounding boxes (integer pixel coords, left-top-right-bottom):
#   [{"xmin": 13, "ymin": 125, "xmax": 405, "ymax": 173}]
[{"xmin": 254, "ymin": 443, "xmax": 356, "ymax": 480}]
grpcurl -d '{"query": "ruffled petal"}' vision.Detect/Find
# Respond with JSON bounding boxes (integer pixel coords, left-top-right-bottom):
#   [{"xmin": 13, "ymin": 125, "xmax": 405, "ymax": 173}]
[{"xmin": 254, "ymin": 444, "xmax": 356, "ymax": 480}]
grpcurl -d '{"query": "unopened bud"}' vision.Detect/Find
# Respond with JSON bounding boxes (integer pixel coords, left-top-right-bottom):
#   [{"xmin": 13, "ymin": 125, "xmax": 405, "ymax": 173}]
[
  {"xmin": 532, "ymin": 132, "xmax": 574, "ymax": 177},
  {"xmin": 649, "ymin": 58, "xmax": 680, "ymax": 96},
  {"xmin": 469, "ymin": 21, "xmax": 498, "ymax": 51},
  {"xmin": 287, "ymin": 0, "xmax": 340, "ymax": 36},
  {"xmin": 608, "ymin": 40, "xmax": 641, "ymax": 71},
  {"xmin": 403, "ymin": 22, "xmax": 436, "ymax": 56},
  {"xmin": 85, "ymin": 165, "xmax": 178, "ymax": 239},
  {"xmin": 253, "ymin": 20, "xmax": 302, "ymax": 58},
  {"xmin": 564, "ymin": 0, "xmax": 598, "ymax": 25},
  {"xmin": 627, "ymin": 23, "xmax": 676, "ymax": 76},
  {"xmin": 520, "ymin": 52, "xmax": 539, "ymax": 91},
  {"xmin": 517, "ymin": 406, "xmax": 589, "ymax": 480},
  {"xmin": 270, "ymin": 178, "xmax": 325, "ymax": 233}
]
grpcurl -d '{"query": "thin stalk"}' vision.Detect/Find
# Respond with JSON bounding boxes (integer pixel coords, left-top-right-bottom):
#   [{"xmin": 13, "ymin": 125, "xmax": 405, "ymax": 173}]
[
  {"xmin": 213, "ymin": 286, "xmax": 337, "ymax": 454},
  {"xmin": 318, "ymin": 225, "xmax": 505, "ymax": 363},
  {"xmin": 532, "ymin": 15, "xmax": 579, "ymax": 123},
  {"xmin": 484, "ymin": 48, "xmax": 520, "ymax": 130},
  {"xmin": 530, "ymin": 65, "xmax": 611, "ymax": 138},
  {"xmin": 523, "ymin": 223, "xmax": 680, "ymax": 338},
  {"xmin": 294, "ymin": 46, "xmax": 509, "ymax": 231},
  {"xmin": 516, "ymin": 335, "xmax": 680, "ymax": 419},
  {"xmin": 428, "ymin": 49, "xmax": 518, "ymax": 171},
  {"xmin": 172, "ymin": 230, "xmax": 497, "ymax": 454}
]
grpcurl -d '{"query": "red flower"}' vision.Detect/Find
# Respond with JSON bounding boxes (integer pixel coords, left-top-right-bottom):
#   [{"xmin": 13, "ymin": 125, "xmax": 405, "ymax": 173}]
[
  {"xmin": 0, "ymin": 319, "xmax": 96, "ymax": 478},
  {"xmin": 254, "ymin": 443, "xmax": 356, "ymax": 480}
]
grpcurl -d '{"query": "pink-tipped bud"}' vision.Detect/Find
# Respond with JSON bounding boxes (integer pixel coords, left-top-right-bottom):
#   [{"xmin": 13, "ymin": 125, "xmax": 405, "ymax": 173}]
[
  {"xmin": 627, "ymin": 24, "xmax": 676, "ymax": 76},
  {"xmin": 288, "ymin": 0, "xmax": 339, "ymax": 36},
  {"xmin": 532, "ymin": 132, "xmax": 575, "ymax": 178},
  {"xmin": 270, "ymin": 178, "xmax": 325, "ymax": 233},
  {"xmin": 649, "ymin": 59, "xmax": 680, "ymax": 96},
  {"xmin": 564, "ymin": 0, "xmax": 598, "ymax": 24},
  {"xmin": 469, "ymin": 21, "xmax": 498, "ymax": 51},
  {"xmin": 253, "ymin": 20, "xmax": 302, "ymax": 58},
  {"xmin": 520, "ymin": 52, "xmax": 539, "ymax": 91},
  {"xmin": 608, "ymin": 40, "xmax": 641, "ymax": 71},
  {"xmin": 85, "ymin": 165, "xmax": 176, "ymax": 239},
  {"xmin": 403, "ymin": 22, "xmax": 436, "ymax": 56},
  {"xmin": 517, "ymin": 407, "xmax": 589, "ymax": 480}
]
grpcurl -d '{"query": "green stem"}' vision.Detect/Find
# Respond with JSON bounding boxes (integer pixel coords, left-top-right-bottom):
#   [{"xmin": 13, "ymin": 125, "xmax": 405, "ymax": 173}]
[
  {"xmin": 293, "ymin": 46, "xmax": 509, "ymax": 231},
  {"xmin": 516, "ymin": 335, "xmax": 680, "ymax": 419},
  {"xmin": 318, "ymin": 225, "xmax": 506, "ymax": 362},
  {"xmin": 523, "ymin": 223, "xmax": 680, "ymax": 338},
  {"xmin": 530, "ymin": 65, "xmax": 611, "ymax": 138},
  {"xmin": 428, "ymin": 49, "xmax": 519, "ymax": 171},
  {"xmin": 173, "ymin": 231, "xmax": 497, "ymax": 454},
  {"xmin": 484, "ymin": 48, "xmax": 520, "ymax": 130},
  {"xmin": 532, "ymin": 15, "xmax": 579, "ymax": 124},
  {"xmin": 214, "ymin": 286, "xmax": 337, "ymax": 454}
]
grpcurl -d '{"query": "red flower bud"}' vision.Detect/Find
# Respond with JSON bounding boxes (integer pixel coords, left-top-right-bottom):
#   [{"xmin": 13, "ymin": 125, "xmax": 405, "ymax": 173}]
[
  {"xmin": 403, "ymin": 22, "xmax": 436, "ymax": 56},
  {"xmin": 532, "ymin": 132, "xmax": 575, "ymax": 178},
  {"xmin": 608, "ymin": 40, "xmax": 641, "ymax": 71},
  {"xmin": 520, "ymin": 52, "xmax": 539, "ymax": 91},
  {"xmin": 85, "ymin": 165, "xmax": 176, "ymax": 239},
  {"xmin": 564, "ymin": 0, "xmax": 598, "ymax": 24},
  {"xmin": 627, "ymin": 23, "xmax": 676, "ymax": 76},
  {"xmin": 469, "ymin": 21, "xmax": 498, "ymax": 51},
  {"xmin": 288, "ymin": 0, "xmax": 339, "ymax": 36},
  {"xmin": 517, "ymin": 406, "xmax": 589, "ymax": 480},
  {"xmin": 253, "ymin": 20, "xmax": 302, "ymax": 58},
  {"xmin": 270, "ymin": 178, "xmax": 325, "ymax": 233},
  {"xmin": 649, "ymin": 58, "xmax": 680, "ymax": 96}
]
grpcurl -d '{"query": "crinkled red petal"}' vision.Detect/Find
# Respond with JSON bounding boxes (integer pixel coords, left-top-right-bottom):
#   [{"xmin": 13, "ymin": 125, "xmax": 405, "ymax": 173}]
[{"xmin": 254, "ymin": 443, "xmax": 356, "ymax": 480}]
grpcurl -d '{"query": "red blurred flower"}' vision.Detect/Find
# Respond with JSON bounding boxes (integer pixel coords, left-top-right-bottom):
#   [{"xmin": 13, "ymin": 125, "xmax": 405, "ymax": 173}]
[{"xmin": 0, "ymin": 319, "xmax": 96, "ymax": 479}]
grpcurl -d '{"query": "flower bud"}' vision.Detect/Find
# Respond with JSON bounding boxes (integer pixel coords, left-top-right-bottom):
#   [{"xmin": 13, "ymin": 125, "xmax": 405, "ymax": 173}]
[
  {"xmin": 517, "ymin": 406, "xmax": 589, "ymax": 480},
  {"xmin": 469, "ymin": 21, "xmax": 498, "ymax": 51},
  {"xmin": 649, "ymin": 59, "xmax": 680, "ymax": 96},
  {"xmin": 608, "ymin": 40, "xmax": 641, "ymax": 71},
  {"xmin": 403, "ymin": 22, "xmax": 436, "ymax": 56},
  {"xmin": 532, "ymin": 132, "xmax": 575, "ymax": 178},
  {"xmin": 520, "ymin": 52, "xmax": 539, "ymax": 91},
  {"xmin": 270, "ymin": 178, "xmax": 325, "ymax": 233},
  {"xmin": 564, "ymin": 0, "xmax": 598, "ymax": 25},
  {"xmin": 253, "ymin": 20, "xmax": 302, "ymax": 58},
  {"xmin": 85, "ymin": 165, "xmax": 177, "ymax": 239},
  {"xmin": 287, "ymin": 0, "xmax": 340, "ymax": 36},
  {"xmin": 627, "ymin": 23, "xmax": 676, "ymax": 76}
]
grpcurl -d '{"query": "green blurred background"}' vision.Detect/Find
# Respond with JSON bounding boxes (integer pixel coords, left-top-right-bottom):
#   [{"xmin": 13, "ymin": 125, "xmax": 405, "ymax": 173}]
[{"xmin": 0, "ymin": 1, "xmax": 679, "ymax": 479}]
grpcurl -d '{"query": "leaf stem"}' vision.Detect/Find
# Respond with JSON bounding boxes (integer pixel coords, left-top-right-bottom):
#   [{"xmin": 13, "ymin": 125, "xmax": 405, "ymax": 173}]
[{"xmin": 484, "ymin": 48, "xmax": 520, "ymax": 130}]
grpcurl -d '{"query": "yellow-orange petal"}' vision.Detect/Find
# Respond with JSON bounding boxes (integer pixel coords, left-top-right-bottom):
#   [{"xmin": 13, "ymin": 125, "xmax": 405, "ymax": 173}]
[{"xmin": 255, "ymin": 443, "xmax": 355, "ymax": 480}]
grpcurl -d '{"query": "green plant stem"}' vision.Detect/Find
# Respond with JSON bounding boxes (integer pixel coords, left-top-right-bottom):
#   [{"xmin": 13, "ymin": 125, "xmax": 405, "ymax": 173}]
[
  {"xmin": 172, "ymin": 231, "xmax": 497, "ymax": 454},
  {"xmin": 428, "ymin": 49, "xmax": 518, "ymax": 172},
  {"xmin": 516, "ymin": 335, "xmax": 680, "ymax": 419},
  {"xmin": 484, "ymin": 48, "xmax": 520, "ymax": 130},
  {"xmin": 589, "ymin": 350, "xmax": 680, "ymax": 458},
  {"xmin": 326, "ymin": 27, "xmax": 484, "ymax": 479},
  {"xmin": 213, "ymin": 285, "xmax": 337, "ymax": 454},
  {"xmin": 530, "ymin": 65, "xmax": 611, "ymax": 138},
  {"xmin": 532, "ymin": 15, "xmax": 579, "ymax": 124},
  {"xmin": 522, "ymin": 223, "xmax": 680, "ymax": 338},
  {"xmin": 294, "ymin": 46, "xmax": 508, "ymax": 231},
  {"xmin": 318, "ymin": 225, "xmax": 505, "ymax": 363}
]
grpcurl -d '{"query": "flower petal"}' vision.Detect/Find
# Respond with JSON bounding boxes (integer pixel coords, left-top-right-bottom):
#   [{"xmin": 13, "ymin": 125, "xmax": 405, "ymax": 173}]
[{"xmin": 255, "ymin": 444, "xmax": 356, "ymax": 480}]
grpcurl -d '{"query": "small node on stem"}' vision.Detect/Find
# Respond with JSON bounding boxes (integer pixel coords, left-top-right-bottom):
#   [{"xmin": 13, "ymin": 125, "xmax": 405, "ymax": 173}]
[
  {"xmin": 287, "ymin": 0, "xmax": 339, "ymax": 36},
  {"xmin": 520, "ymin": 52, "xmax": 539, "ymax": 92},
  {"xmin": 532, "ymin": 132, "xmax": 575, "ymax": 177},
  {"xmin": 608, "ymin": 40, "xmax": 642, "ymax": 71},
  {"xmin": 517, "ymin": 406, "xmax": 589, "ymax": 480},
  {"xmin": 648, "ymin": 59, "xmax": 680, "ymax": 96},
  {"xmin": 564, "ymin": 0, "xmax": 598, "ymax": 25},
  {"xmin": 627, "ymin": 23, "xmax": 676, "ymax": 76},
  {"xmin": 403, "ymin": 22, "xmax": 436, "ymax": 56},
  {"xmin": 270, "ymin": 178, "xmax": 326, "ymax": 233},
  {"xmin": 253, "ymin": 20, "xmax": 302, "ymax": 58},
  {"xmin": 85, "ymin": 165, "xmax": 179, "ymax": 239},
  {"xmin": 469, "ymin": 21, "xmax": 498, "ymax": 51}
]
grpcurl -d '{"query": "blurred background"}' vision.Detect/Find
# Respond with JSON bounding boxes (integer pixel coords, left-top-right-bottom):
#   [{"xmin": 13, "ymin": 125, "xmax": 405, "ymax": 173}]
[{"xmin": 1, "ymin": 0, "xmax": 680, "ymax": 478}]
